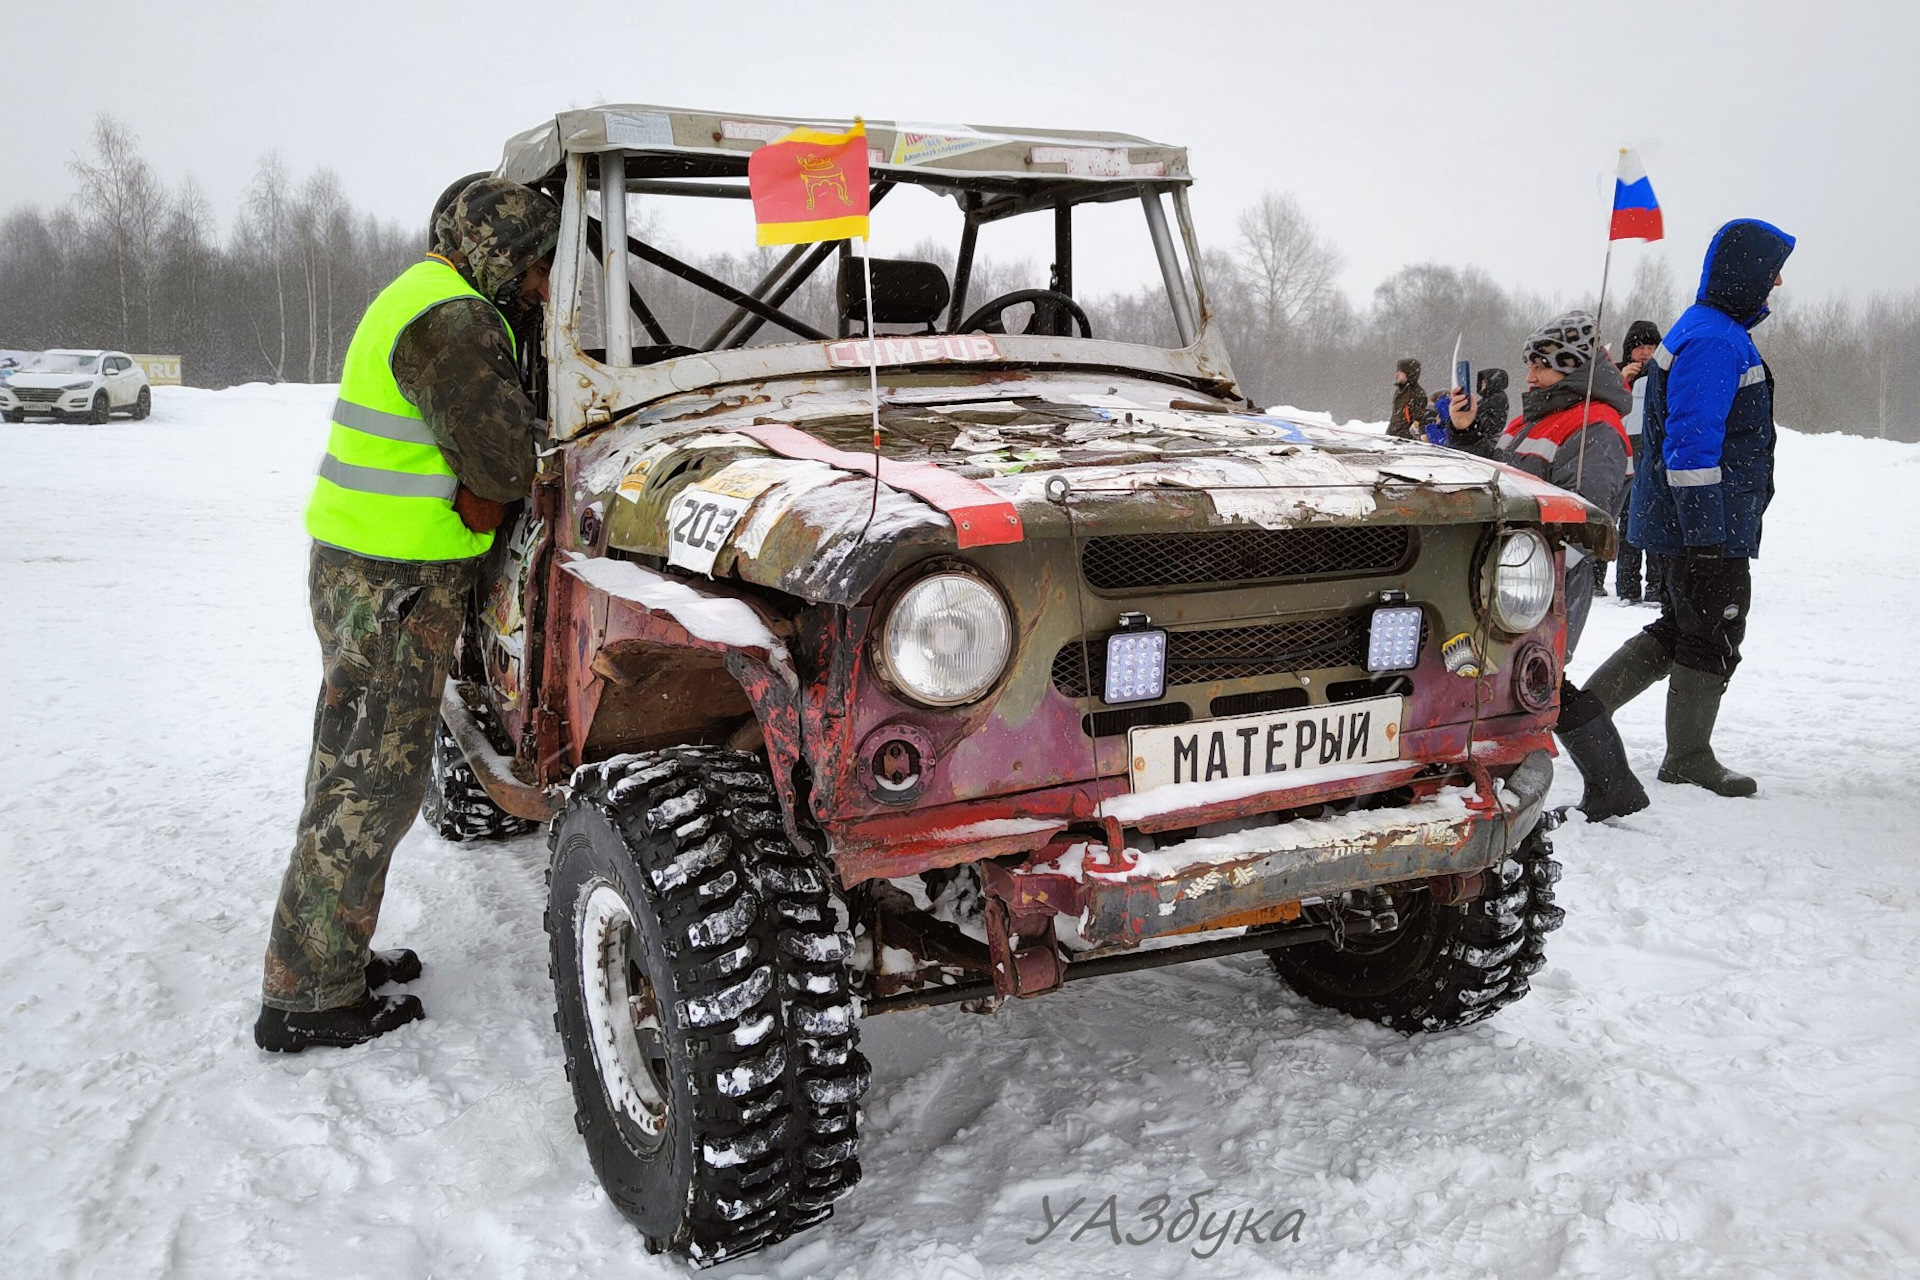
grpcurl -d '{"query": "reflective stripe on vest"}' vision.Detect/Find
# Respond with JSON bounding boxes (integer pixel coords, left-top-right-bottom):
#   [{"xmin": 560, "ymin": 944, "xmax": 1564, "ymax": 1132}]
[{"xmin": 304, "ymin": 257, "xmax": 516, "ymax": 561}]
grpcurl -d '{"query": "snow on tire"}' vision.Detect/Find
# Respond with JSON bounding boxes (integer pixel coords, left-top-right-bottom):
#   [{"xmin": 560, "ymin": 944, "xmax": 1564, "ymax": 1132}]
[
  {"xmin": 1269, "ymin": 827, "xmax": 1564, "ymax": 1033},
  {"xmin": 544, "ymin": 746, "xmax": 868, "ymax": 1265},
  {"xmin": 421, "ymin": 715, "xmax": 535, "ymax": 842}
]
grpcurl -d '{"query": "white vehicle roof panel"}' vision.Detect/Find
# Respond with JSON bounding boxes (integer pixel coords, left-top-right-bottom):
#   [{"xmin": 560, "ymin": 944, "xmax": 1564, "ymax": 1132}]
[{"xmin": 497, "ymin": 105, "xmax": 1190, "ymax": 189}]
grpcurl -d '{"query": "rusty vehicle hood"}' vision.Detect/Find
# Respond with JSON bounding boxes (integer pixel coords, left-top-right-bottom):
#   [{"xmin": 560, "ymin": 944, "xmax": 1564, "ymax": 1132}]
[{"xmin": 575, "ymin": 373, "xmax": 1603, "ymax": 606}]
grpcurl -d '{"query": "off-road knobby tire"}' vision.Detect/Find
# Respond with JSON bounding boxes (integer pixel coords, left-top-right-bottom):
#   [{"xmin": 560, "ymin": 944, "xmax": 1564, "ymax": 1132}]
[
  {"xmin": 421, "ymin": 714, "xmax": 535, "ymax": 841},
  {"xmin": 88, "ymin": 392, "xmax": 110, "ymax": 425},
  {"xmin": 1269, "ymin": 828, "xmax": 1564, "ymax": 1033},
  {"xmin": 133, "ymin": 387, "xmax": 151, "ymax": 420},
  {"xmin": 545, "ymin": 746, "xmax": 869, "ymax": 1266}
]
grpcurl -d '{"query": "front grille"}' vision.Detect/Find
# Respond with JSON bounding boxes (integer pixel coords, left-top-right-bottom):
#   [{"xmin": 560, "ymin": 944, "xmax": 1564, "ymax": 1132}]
[
  {"xmin": 1327, "ymin": 674, "xmax": 1413, "ymax": 704},
  {"xmin": 13, "ymin": 388, "xmax": 60, "ymax": 403},
  {"xmin": 1082, "ymin": 701, "xmax": 1190, "ymax": 739},
  {"xmin": 1080, "ymin": 526, "xmax": 1412, "ymax": 592},
  {"xmin": 1052, "ymin": 613, "xmax": 1370, "ymax": 699},
  {"xmin": 1209, "ymin": 687, "xmax": 1310, "ymax": 718}
]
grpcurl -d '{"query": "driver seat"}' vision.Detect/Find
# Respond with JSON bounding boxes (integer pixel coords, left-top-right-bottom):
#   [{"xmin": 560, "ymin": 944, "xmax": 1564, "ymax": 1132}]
[{"xmin": 838, "ymin": 258, "xmax": 951, "ymax": 336}]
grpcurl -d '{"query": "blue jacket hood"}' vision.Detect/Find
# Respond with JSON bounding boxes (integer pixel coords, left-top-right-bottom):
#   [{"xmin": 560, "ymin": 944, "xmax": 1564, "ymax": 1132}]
[{"xmin": 1696, "ymin": 219, "xmax": 1796, "ymax": 326}]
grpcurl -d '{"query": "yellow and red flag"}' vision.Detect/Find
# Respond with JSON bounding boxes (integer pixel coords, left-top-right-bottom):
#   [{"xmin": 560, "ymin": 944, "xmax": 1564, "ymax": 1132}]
[{"xmin": 748, "ymin": 120, "xmax": 871, "ymax": 246}]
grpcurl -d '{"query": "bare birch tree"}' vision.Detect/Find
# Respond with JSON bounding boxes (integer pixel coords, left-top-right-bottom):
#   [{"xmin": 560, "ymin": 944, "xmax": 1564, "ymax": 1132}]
[
  {"xmin": 1236, "ymin": 192, "xmax": 1344, "ymax": 338},
  {"xmin": 242, "ymin": 152, "xmax": 293, "ymax": 380},
  {"xmin": 67, "ymin": 114, "xmax": 163, "ymax": 350},
  {"xmin": 1618, "ymin": 256, "xmax": 1680, "ymax": 339}
]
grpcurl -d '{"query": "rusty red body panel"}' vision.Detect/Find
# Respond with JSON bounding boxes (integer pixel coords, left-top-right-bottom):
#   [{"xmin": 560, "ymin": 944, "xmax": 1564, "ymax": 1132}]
[
  {"xmin": 473, "ymin": 368, "xmax": 1589, "ymax": 1010},
  {"xmin": 823, "ymin": 724, "xmax": 1550, "ymax": 884}
]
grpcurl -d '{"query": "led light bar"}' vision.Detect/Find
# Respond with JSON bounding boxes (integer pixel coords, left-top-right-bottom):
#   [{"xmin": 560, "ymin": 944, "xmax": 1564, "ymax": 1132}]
[
  {"xmin": 1367, "ymin": 605, "xmax": 1424, "ymax": 672},
  {"xmin": 1103, "ymin": 625, "xmax": 1168, "ymax": 704}
]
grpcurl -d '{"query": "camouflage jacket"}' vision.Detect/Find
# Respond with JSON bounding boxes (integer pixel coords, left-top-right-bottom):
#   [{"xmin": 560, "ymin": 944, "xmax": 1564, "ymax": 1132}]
[
  {"xmin": 392, "ymin": 297, "xmax": 540, "ymax": 504},
  {"xmin": 1387, "ymin": 379, "xmax": 1432, "ymax": 441}
]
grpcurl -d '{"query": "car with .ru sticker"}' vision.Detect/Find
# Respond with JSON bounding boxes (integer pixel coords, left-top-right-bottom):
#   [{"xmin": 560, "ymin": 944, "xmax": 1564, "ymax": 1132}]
[
  {"xmin": 0, "ymin": 348, "xmax": 151, "ymax": 423},
  {"xmin": 424, "ymin": 104, "xmax": 1606, "ymax": 1266}
]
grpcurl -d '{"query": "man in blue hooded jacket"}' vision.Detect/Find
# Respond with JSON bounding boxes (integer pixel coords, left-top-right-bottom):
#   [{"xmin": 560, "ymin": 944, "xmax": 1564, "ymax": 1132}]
[{"xmin": 1583, "ymin": 219, "xmax": 1796, "ymax": 798}]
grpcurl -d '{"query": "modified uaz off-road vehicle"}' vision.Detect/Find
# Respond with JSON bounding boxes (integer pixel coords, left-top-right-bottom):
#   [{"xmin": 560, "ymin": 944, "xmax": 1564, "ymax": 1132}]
[{"xmin": 425, "ymin": 106, "xmax": 1605, "ymax": 1265}]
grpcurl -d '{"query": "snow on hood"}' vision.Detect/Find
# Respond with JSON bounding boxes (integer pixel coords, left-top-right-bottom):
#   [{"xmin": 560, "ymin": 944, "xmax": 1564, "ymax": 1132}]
[{"xmin": 5, "ymin": 372, "xmax": 100, "ymax": 389}]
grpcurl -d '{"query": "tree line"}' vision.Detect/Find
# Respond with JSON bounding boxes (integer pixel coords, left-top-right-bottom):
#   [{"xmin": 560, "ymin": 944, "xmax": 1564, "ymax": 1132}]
[
  {"xmin": 4, "ymin": 116, "xmax": 1914, "ymax": 442},
  {"xmin": 0, "ymin": 116, "xmax": 416, "ymax": 388}
]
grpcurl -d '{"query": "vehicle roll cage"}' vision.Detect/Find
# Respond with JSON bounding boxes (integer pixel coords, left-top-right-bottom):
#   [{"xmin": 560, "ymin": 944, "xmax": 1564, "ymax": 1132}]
[{"xmin": 570, "ymin": 151, "xmax": 1208, "ymax": 365}]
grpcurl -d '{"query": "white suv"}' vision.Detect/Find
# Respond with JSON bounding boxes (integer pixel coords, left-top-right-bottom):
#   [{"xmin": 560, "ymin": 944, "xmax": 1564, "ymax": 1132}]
[{"xmin": 0, "ymin": 349, "xmax": 151, "ymax": 423}]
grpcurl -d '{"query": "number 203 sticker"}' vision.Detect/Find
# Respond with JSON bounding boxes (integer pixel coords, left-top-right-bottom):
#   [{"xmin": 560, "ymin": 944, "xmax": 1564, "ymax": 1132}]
[{"xmin": 664, "ymin": 489, "xmax": 752, "ymax": 576}]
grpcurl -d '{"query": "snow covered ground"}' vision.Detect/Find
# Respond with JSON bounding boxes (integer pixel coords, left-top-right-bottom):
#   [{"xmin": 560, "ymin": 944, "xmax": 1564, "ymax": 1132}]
[{"xmin": 3, "ymin": 385, "xmax": 1917, "ymax": 1279}]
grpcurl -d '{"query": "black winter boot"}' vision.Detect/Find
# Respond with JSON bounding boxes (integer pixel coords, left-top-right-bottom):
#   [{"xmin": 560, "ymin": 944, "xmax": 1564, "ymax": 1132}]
[
  {"xmin": 1616, "ymin": 546, "xmax": 1643, "ymax": 603},
  {"xmin": 254, "ymin": 992, "xmax": 425, "ymax": 1053},
  {"xmin": 1585, "ymin": 632, "xmax": 1673, "ymax": 714},
  {"xmin": 1643, "ymin": 555, "xmax": 1669, "ymax": 609},
  {"xmin": 1556, "ymin": 688, "xmax": 1650, "ymax": 822},
  {"xmin": 1658, "ymin": 666, "xmax": 1757, "ymax": 797},
  {"xmin": 367, "ymin": 948, "xmax": 422, "ymax": 989}
]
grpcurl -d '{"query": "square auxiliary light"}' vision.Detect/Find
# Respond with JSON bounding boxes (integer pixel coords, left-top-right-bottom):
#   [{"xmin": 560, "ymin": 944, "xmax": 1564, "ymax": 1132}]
[
  {"xmin": 1367, "ymin": 605, "xmax": 1424, "ymax": 672},
  {"xmin": 1103, "ymin": 617, "xmax": 1168, "ymax": 705}
]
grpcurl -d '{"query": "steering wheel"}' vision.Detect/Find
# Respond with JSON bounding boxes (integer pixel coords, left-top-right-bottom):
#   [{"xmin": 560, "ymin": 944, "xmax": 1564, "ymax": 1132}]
[{"xmin": 957, "ymin": 289, "xmax": 1093, "ymax": 339}]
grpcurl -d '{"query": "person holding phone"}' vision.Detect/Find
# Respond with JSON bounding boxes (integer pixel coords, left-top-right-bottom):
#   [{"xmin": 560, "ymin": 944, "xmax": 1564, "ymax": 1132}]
[
  {"xmin": 1448, "ymin": 310, "xmax": 1645, "ymax": 822},
  {"xmin": 1446, "ymin": 366, "xmax": 1508, "ymax": 457}
]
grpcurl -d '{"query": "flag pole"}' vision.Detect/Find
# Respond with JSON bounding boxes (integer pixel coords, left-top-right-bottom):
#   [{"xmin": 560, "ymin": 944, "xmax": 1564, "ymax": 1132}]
[
  {"xmin": 1574, "ymin": 148, "xmax": 1626, "ymax": 494},
  {"xmin": 860, "ymin": 235, "xmax": 883, "ymax": 534}
]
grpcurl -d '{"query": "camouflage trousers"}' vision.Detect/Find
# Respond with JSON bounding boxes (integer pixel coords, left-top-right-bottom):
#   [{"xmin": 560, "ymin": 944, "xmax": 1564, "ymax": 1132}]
[{"xmin": 261, "ymin": 543, "xmax": 475, "ymax": 1012}]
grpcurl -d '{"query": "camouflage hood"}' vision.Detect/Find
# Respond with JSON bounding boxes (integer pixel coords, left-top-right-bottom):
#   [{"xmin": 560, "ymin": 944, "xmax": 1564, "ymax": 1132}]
[{"xmin": 434, "ymin": 178, "xmax": 560, "ymax": 301}]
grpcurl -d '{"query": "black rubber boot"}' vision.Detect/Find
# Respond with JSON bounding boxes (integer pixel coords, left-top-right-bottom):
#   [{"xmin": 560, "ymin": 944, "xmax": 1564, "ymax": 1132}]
[
  {"xmin": 1658, "ymin": 666, "xmax": 1757, "ymax": 797},
  {"xmin": 1556, "ymin": 688, "xmax": 1650, "ymax": 822},
  {"xmin": 367, "ymin": 948, "xmax": 422, "ymax": 989},
  {"xmin": 254, "ymin": 992, "xmax": 425, "ymax": 1053},
  {"xmin": 1585, "ymin": 632, "xmax": 1673, "ymax": 714},
  {"xmin": 1644, "ymin": 555, "xmax": 1668, "ymax": 608},
  {"xmin": 1616, "ymin": 548, "xmax": 1642, "ymax": 603}
]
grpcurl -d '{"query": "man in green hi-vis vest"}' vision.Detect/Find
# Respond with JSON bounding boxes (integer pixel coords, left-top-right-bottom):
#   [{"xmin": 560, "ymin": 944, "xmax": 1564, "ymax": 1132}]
[{"xmin": 255, "ymin": 178, "xmax": 559, "ymax": 1052}]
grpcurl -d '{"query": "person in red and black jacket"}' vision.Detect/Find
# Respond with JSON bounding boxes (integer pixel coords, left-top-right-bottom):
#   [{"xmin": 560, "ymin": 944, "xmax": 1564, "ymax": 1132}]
[{"xmin": 1449, "ymin": 309, "xmax": 1647, "ymax": 822}]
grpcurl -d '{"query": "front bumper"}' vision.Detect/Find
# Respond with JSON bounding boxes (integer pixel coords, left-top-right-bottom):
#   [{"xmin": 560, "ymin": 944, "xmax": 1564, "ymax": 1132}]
[
  {"xmin": 0, "ymin": 391, "xmax": 95, "ymax": 414},
  {"xmin": 984, "ymin": 748, "xmax": 1552, "ymax": 950},
  {"xmin": 1075, "ymin": 749, "xmax": 1551, "ymax": 945}
]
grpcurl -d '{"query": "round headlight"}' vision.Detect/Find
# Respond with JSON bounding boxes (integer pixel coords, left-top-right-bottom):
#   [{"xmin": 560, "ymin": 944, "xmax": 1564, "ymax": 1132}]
[
  {"xmin": 881, "ymin": 572, "xmax": 1012, "ymax": 706},
  {"xmin": 1489, "ymin": 529, "xmax": 1555, "ymax": 632}
]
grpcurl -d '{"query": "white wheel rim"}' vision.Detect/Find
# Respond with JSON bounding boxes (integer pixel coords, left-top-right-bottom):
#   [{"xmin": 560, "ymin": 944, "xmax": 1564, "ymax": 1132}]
[{"xmin": 578, "ymin": 881, "xmax": 671, "ymax": 1143}]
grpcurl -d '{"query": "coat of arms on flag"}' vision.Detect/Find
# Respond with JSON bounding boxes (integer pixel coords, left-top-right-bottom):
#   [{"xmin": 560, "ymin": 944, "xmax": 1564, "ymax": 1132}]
[
  {"xmin": 1610, "ymin": 148, "xmax": 1663, "ymax": 242},
  {"xmin": 748, "ymin": 120, "xmax": 872, "ymax": 246}
]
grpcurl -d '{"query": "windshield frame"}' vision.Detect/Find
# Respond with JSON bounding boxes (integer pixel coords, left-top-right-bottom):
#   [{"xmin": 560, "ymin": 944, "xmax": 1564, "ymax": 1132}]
[
  {"xmin": 542, "ymin": 150, "xmax": 1239, "ymax": 442},
  {"xmin": 563, "ymin": 156, "xmax": 1209, "ymax": 359}
]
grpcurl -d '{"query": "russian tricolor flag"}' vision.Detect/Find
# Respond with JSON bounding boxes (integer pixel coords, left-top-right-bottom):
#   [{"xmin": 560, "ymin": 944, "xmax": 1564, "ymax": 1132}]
[{"xmin": 1610, "ymin": 148, "xmax": 1664, "ymax": 242}]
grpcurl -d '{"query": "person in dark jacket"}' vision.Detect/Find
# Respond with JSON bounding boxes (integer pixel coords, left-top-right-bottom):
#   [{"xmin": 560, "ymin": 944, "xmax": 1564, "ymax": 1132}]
[
  {"xmin": 1584, "ymin": 220, "xmax": 1796, "ymax": 799},
  {"xmin": 1614, "ymin": 319, "xmax": 1664, "ymax": 603},
  {"xmin": 1449, "ymin": 309, "xmax": 1646, "ymax": 821},
  {"xmin": 1388, "ymin": 358, "xmax": 1432, "ymax": 440},
  {"xmin": 1446, "ymin": 366, "xmax": 1507, "ymax": 456}
]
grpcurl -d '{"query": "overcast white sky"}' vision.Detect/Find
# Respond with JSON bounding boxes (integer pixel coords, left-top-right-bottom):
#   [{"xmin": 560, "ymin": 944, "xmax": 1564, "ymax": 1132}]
[{"xmin": 1, "ymin": 0, "xmax": 1907, "ymax": 311}]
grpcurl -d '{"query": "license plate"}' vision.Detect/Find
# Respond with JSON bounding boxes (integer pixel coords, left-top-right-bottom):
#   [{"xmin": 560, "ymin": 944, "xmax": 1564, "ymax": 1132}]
[{"xmin": 1127, "ymin": 695, "xmax": 1405, "ymax": 794}]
